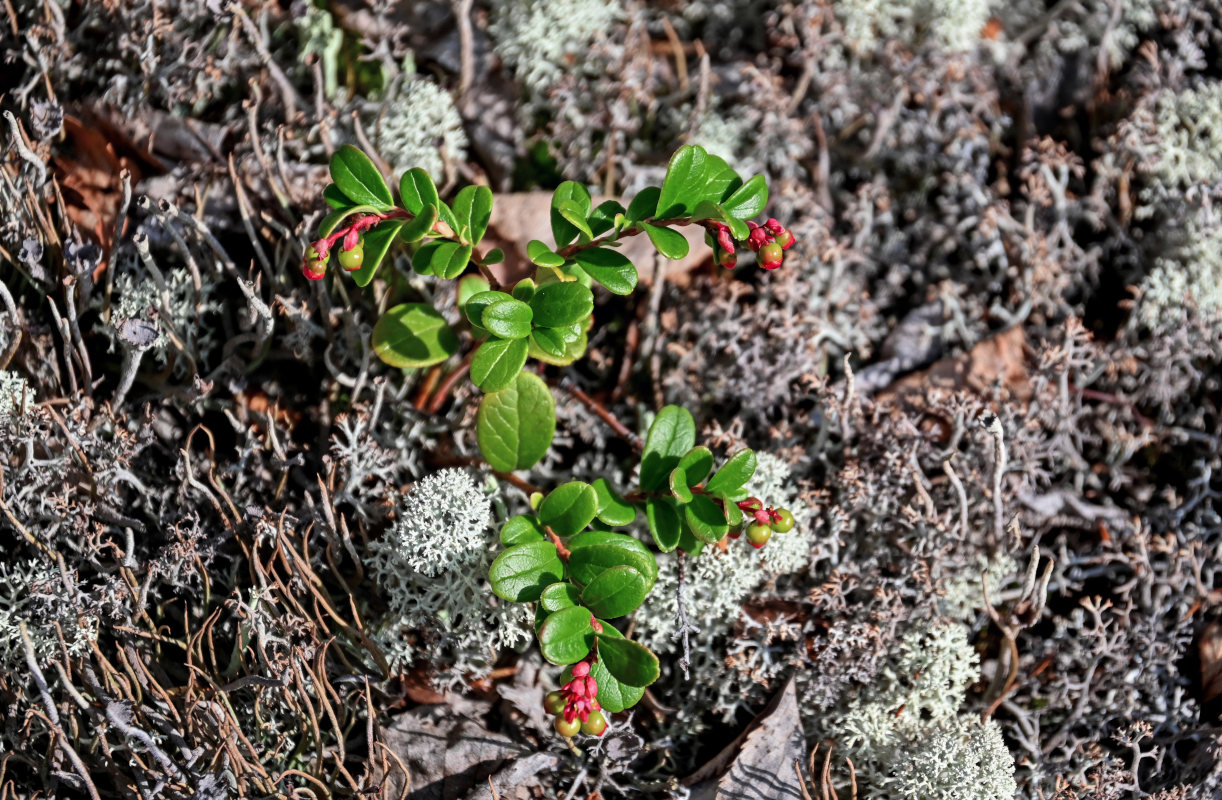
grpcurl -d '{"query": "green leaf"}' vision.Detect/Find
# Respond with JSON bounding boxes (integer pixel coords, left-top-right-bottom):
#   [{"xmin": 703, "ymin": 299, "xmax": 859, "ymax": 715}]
[
  {"xmin": 581, "ymin": 566, "xmax": 649, "ymax": 619},
  {"xmin": 625, "ymin": 186, "xmax": 660, "ymax": 223},
  {"xmin": 697, "ymin": 154, "xmax": 743, "ymax": 207},
  {"xmin": 350, "ymin": 219, "xmax": 403, "ymax": 287},
  {"xmin": 551, "ymin": 181, "xmax": 592, "ymax": 247},
  {"xmin": 416, "ymin": 241, "xmax": 473, "ymax": 279},
  {"xmin": 641, "ymin": 222, "xmax": 690, "ymax": 260},
  {"xmin": 319, "ymin": 204, "xmax": 378, "ymax": 236},
  {"xmin": 645, "ymin": 498, "xmax": 682, "ymax": 552},
  {"xmin": 465, "ymin": 291, "xmax": 514, "ymax": 328},
  {"xmin": 528, "ymin": 330, "xmax": 587, "ymax": 366},
  {"xmin": 589, "ymin": 200, "xmax": 626, "ymax": 236},
  {"xmin": 470, "ymin": 338, "xmax": 529, "ymax": 393},
  {"xmin": 595, "ymin": 633, "xmax": 660, "ymax": 688},
  {"xmin": 330, "ymin": 145, "xmax": 393, "ymax": 210},
  {"xmin": 724, "ymin": 215, "xmax": 750, "ymax": 241},
  {"xmin": 323, "ymin": 184, "xmax": 353, "ymax": 209},
  {"xmin": 574, "ymin": 248, "xmax": 638, "ymax": 295},
  {"xmin": 488, "ymin": 540, "xmax": 563, "ymax": 602},
  {"xmin": 398, "ymin": 204, "xmax": 439, "ymax": 243},
  {"xmin": 484, "ymin": 247, "xmax": 505, "ymax": 265},
  {"xmin": 540, "ymin": 582, "xmax": 582, "ymax": 613},
  {"xmin": 452, "ymin": 184, "xmax": 494, "ymax": 245},
  {"xmin": 676, "ymin": 446, "xmax": 714, "ymax": 485},
  {"xmin": 372, "ymin": 303, "xmax": 459, "ymax": 368},
  {"xmin": 538, "ymin": 481, "xmax": 598, "ymax": 537},
  {"xmin": 592, "ymin": 478, "xmax": 636, "ymax": 526},
  {"xmin": 527, "ymin": 240, "xmax": 567, "ymax": 268},
  {"xmin": 501, "ymin": 514, "xmax": 545, "ymax": 546},
  {"xmin": 684, "ymin": 493, "xmax": 729, "ymax": 543},
  {"xmin": 477, "ymin": 371, "xmax": 556, "ymax": 472},
  {"xmin": 721, "ymin": 174, "xmax": 769, "ymax": 220},
  {"xmin": 482, "ymin": 299, "xmax": 533, "ymax": 340},
  {"xmin": 718, "ymin": 491, "xmax": 744, "ymax": 527},
  {"xmin": 511, "ymin": 279, "xmax": 536, "ymax": 302},
  {"xmin": 566, "ymin": 530, "xmax": 657, "ymax": 587},
  {"xmin": 639, "ymin": 406, "xmax": 696, "ymax": 491},
  {"xmin": 530, "ymin": 327, "xmax": 568, "ymax": 358},
  {"xmin": 669, "ymin": 466, "xmax": 693, "ymax": 504},
  {"xmin": 705, "ymin": 449, "xmax": 757, "ymax": 495},
  {"xmin": 657, "ymin": 145, "xmax": 707, "ymax": 219},
  {"xmin": 576, "ymin": 630, "xmax": 645, "ymax": 712},
  {"xmin": 458, "ymin": 275, "xmax": 491, "ymax": 309},
  {"xmin": 399, "ymin": 168, "xmax": 441, "ymax": 215},
  {"xmin": 557, "ymin": 199, "xmax": 593, "ymax": 240},
  {"xmin": 529, "ymin": 282, "xmax": 594, "ymax": 328},
  {"xmin": 538, "ymin": 605, "xmax": 595, "ymax": 665}
]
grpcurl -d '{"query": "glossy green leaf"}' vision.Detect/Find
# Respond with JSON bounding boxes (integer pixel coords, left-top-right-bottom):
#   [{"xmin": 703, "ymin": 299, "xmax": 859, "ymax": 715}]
[
  {"xmin": 511, "ymin": 279, "xmax": 536, "ymax": 302},
  {"xmin": 538, "ymin": 605, "xmax": 595, "ymax": 665},
  {"xmin": 574, "ymin": 248, "xmax": 638, "ymax": 295},
  {"xmin": 639, "ymin": 406, "xmax": 696, "ymax": 491},
  {"xmin": 457, "ymin": 275, "xmax": 491, "ymax": 309},
  {"xmin": 470, "ymin": 338, "xmax": 529, "ymax": 393},
  {"xmin": 350, "ymin": 219, "xmax": 403, "ymax": 287},
  {"xmin": 700, "ymin": 154, "xmax": 744, "ymax": 206},
  {"xmin": 488, "ymin": 540, "xmax": 563, "ymax": 602},
  {"xmin": 399, "ymin": 168, "xmax": 441, "ymax": 215},
  {"xmin": 452, "ymin": 184, "xmax": 493, "ymax": 245},
  {"xmin": 527, "ymin": 240, "xmax": 566, "ymax": 268},
  {"xmin": 528, "ymin": 330, "xmax": 587, "ymax": 366},
  {"xmin": 718, "ymin": 491, "xmax": 744, "ymax": 527},
  {"xmin": 669, "ymin": 466, "xmax": 693, "ymax": 504},
  {"xmin": 657, "ymin": 144, "xmax": 707, "ymax": 219},
  {"xmin": 592, "ymin": 478, "xmax": 636, "ymax": 526},
  {"xmin": 484, "ymin": 247, "xmax": 505, "ymax": 265},
  {"xmin": 574, "ymin": 629, "xmax": 645, "ymax": 712},
  {"xmin": 581, "ymin": 566, "xmax": 649, "ymax": 619},
  {"xmin": 329, "ymin": 145, "xmax": 393, "ymax": 210},
  {"xmin": 684, "ymin": 493, "xmax": 729, "ymax": 543},
  {"xmin": 566, "ymin": 530, "xmax": 657, "ymax": 587},
  {"xmin": 625, "ymin": 186, "xmax": 660, "ymax": 223},
  {"xmin": 645, "ymin": 498, "xmax": 682, "ymax": 552},
  {"xmin": 589, "ymin": 200, "xmax": 626, "ymax": 236},
  {"xmin": 551, "ymin": 181, "xmax": 592, "ymax": 247},
  {"xmin": 477, "ymin": 371, "xmax": 556, "ymax": 472},
  {"xmin": 676, "ymin": 446, "xmax": 714, "ymax": 486},
  {"xmin": 529, "ymin": 282, "xmax": 594, "ymax": 328},
  {"xmin": 415, "ymin": 240, "xmax": 473, "ymax": 280},
  {"xmin": 323, "ymin": 184, "xmax": 352, "ymax": 209},
  {"xmin": 641, "ymin": 222, "xmax": 690, "ymax": 260},
  {"xmin": 595, "ymin": 633, "xmax": 660, "ymax": 688},
  {"xmin": 465, "ymin": 290, "xmax": 514, "ymax": 327},
  {"xmin": 540, "ymin": 582, "xmax": 582, "ymax": 613},
  {"xmin": 724, "ymin": 215, "xmax": 750, "ymax": 241},
  {"xmin": 372, "ymin": 303, "xmax": 459, "ymax": 368},
  {"xmin": 530, "ymin": 327, "xmax": 568, "ymax": 358},
  {"xmin": 538, "ymin": 481, "xmax": 598, "ymax": 537},
  {"xmin": 557, "ymin": 199, "xmax": 593, "ymax": 240},
  {"xmin": 721, "ymin": 174, "xmax": 769, "ymax": 220},
  {"xmin": 481, "ymin": 299, "xmax": 533, "ymax": 340},
  {"xmin": 705, "ymin": 449, "xmax": 757, "ymax": 495},
  {"xmin": 398, "ymin": 204, "xmax": 439, "ymax": 243},
  {"xmin": 501, "ymin": 514, "xmax": 545, "ymax": 546}
]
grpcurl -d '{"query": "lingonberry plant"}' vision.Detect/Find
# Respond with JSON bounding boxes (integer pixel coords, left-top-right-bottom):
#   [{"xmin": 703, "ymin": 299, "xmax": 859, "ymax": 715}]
[{"xmin": 308, "ymin": 143, "xmax": 797, "ymax": 738}]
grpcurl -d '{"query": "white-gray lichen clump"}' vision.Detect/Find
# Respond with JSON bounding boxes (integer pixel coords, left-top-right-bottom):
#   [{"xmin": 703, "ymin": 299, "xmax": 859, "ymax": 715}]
[
  {"xmin": 374, "ymin": 77, "xmax": 468, "ymax": 182},
  {"xmin": 488, "ymin": 0, "xmax": 622, "ymax": 95},
  {"xmin": 367, "ymin": 469, "xmax": 531, "ymax": 685}
]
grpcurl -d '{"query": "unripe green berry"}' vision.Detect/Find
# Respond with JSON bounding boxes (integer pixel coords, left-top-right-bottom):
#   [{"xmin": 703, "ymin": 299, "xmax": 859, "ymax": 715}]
[
  {"xmin": 745, "ymin": 523, "xmax": 772, "ymax": 548},
  {"xmin": 581, "ymin": 709, "xmax": 607, "ymax": 736},
  {"xmin": 759, "ymin": 242, "xmax": 783, "ymax": 266},
  {"xmin": 339, "ymin": 243, "xmax": 364, "ymax": 271},
  {"xmin": 772, "ymin": 508, "xmax": 795, "ymax": 533},
  {"xmin": 554, "ymin": 716, "xmax": 580, "ymax": 737},
  {"xmin": 544, "ymin": 691, "xmax": 566, "ymax": 716}
]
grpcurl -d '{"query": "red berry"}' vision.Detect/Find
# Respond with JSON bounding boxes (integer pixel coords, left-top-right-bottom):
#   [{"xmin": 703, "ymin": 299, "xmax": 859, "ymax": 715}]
[
  {"xmin": 746, "ymin": 524, "xmax": 772, "ymax": 548},
  {"xmin": 303, "ymin": 259, "xmax": 326, "ymax": 280},
  {"xmin": 717, "ymin": 248, "xmax": 738, "ymax": 269},
  {"xmin": 554, "ymin": 716, "xmax": 580, "ymax": 737},
  {"xmin": 581, "ymin": 709, "xmax": 607, "ymax": 736},
  {"xmin": 759, "ymin": 242, "xmax": 783, "ymax": 270}
]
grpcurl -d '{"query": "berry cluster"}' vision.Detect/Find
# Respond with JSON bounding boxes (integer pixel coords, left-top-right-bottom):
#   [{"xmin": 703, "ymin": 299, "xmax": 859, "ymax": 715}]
[
  {"xmin": 303, "ymin": 213, "xmax": 391, "ymax": 280},
  {"xmin": 706, "ymin": 217, "xmax": 795, "ymax": 271},
  {"xmin": 727, "ymin": 497, "xmax": 795, "ymax": 548},
  {"xmin": 543, "ymin": 661, "xmax": 607, "ymax": 738}
]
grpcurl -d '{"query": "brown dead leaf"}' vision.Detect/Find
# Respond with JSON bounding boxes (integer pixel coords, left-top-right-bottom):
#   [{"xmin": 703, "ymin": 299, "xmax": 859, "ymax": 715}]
[{"xmin": 881, "ymin": 326, "xmax": 1031, "ymax": 403}]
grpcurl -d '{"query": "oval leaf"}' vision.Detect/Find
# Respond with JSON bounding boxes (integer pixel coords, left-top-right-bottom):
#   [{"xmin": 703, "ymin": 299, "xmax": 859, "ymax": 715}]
[
  {"xmin": 657, "ymin": 145, "xmax": 707, "ymax": 219},
  {"xmin": 571, "ymin": 631, "xmax": 645, "ymax": 712},
  {"xmin": 574, "ymin": 248, "xmax": 638, "ymax": 295},
  {"xmin": 581, "ymin": 565, "xmax": 649, "ymax": 619},
  {"xmin": 641, "ymin": 222, "xmax": 690, "ymax": 260},
  {"xmin": 566, "ymin": 530, "xmax": 658, "ymax": 587},
  {"xmin": 351, "ymin": 219, "xmax": 403, "ymax": 287},
  {"xmin": 400, "ymin": 168, "xmax": 441, "ymax": 215},
  {"xmin": 550, "ymin": 181, "xmax": 592, "ymax": 247},
  {"xmin": 669, "ymin": 466, "xmax": 693, "ymax": 504},
  {"xmin": 372, "ymin": 303, "xmax": 459, "ymax": 368},
  {"xmin": 626, "ymin": 186, "xmax": 660, "ymax": 223},
  {"xmin": 540, "ymin": 582, "xmax": 582, "ymax": 613},
  {"xmin": 595, "ymin": 633, "xmax": 660, "ymax": 688},
  {"xmin": 399, "ymin": 204, "xmax": 440, "ymax": 243},
  {"xmin": 488, "ymin": 540, "xmax": 563, "ymax": 602},
  {"xmin": 684, "ymin": 493, "xmax": 729, "ymax": 544},
  {"xmin": 721, "ymin": 174, "xmax": 769, "ymax": 220},
  {"xmin": 676, "ymin": 446, "xmax": 714, "ymax": 486},
  {"xmin": 705, "ymin": 449, "xmax": 758, "ymax": 495},
  {"xmin": 645, "ymin": 498, "xmax": 682, "ymax": 552},
  {"xmin": 453, "ymin": 184, "xmax": 494, "ymax": 245},
  {"xmin": 639, "ymin": 406, "xmax": 697, "ymax": 491},
  {"xmin": 529, "ymin": 282, "xmax": 594, "ymax": 328},
  {"xmin": 538, "ymin": 481, "xmax": 598, "ymax": 537},
  {"xmin": 482, "ymin": 299, "xmax": 533, "ymax": 340},
  {"xmin": 470, "ymin": 337, "xmax": 529, "ymax": 393},
  {"xmin": 330, "ymin": 145, "xmax": 392, "ymax": 210},
  {"xmin": 538, "ymin": 605, "xmax": 595, "ymax": 665},
  {"xmin": 501, "ymin": 514, "xmax": 545, "ymax": 546},
  {"xmin": 592, "ymin": 478, "xmax": 636, "ymax": 526},
  {"xmin": 477, "ymin": 372, "xmax": 556, "ymax": 472},
  {"xmin": 528, "ymin": 240, "xmax": 566, "ymax": 268},
  {"xmin": 465, "ymin": 290, "xmax": 514, "ymax": 327}
]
